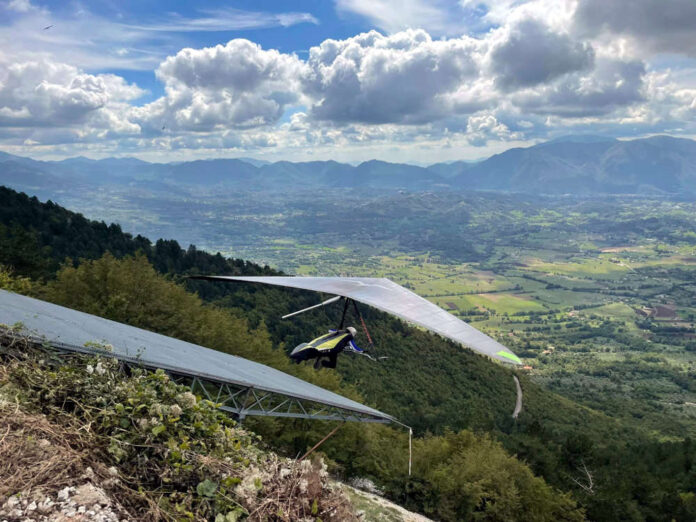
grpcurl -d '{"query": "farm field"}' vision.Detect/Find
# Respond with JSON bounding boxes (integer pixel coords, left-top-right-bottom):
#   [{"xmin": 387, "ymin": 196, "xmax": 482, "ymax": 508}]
[
  {"xmin": 222, "ymin": 197, "xmax": 696, "ymax": 438},
  {"xmin": 20, "ymin": 185, "xmax": 696, "ymax": 438}
]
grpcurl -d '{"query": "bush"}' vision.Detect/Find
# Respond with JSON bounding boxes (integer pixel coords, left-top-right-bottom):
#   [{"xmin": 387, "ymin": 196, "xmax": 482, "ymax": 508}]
[{"xmin": 0, "ymin": 329, "xmax": 355, "ymax": 521}]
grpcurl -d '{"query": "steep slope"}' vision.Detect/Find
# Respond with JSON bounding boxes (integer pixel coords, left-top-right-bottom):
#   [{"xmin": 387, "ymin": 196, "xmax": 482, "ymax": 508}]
[
  {"xmin": 3, "ymin": 186, "xmax": 696, "ymax": 521},
  {"xmin": 451, "ymin": 136, "xmax": 696, "ymax": 194}
]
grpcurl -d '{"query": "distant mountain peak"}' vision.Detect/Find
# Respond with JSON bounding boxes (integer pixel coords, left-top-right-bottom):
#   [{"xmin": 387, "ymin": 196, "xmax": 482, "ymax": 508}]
[
  {"xmin": 234, "ymin": 157, "xmax": 271, "ymax": 167},
  {"xmin": 546, "ymin": 134, "xmax": 617, "ymax": 145},
  {"xmin": 2, "ymin": 135, "xmax": 696, "ymax": 196},
  {"xmin": 358, "ymin": 159, "xmax": 389, "ymax": 167}
]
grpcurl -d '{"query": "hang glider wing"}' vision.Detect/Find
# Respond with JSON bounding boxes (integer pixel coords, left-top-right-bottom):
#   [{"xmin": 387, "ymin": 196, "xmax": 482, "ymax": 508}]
[{"xmin": 191, "ymin": 276, "xmax": 522, "ymax": 365}]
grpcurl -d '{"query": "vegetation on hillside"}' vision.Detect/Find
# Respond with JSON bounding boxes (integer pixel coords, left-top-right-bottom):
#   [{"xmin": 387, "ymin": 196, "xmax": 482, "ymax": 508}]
[
  {"xmin": 0, "ymin": 327, "xmax": 356, "ymax": 521},
  {"xmin": 0, "ymin": 186, "xmax": 276, "ymax": 281},
  {"xmin": 1, "ymin": 263, "xmax": 584, "ymax": 521},
  {"xmin": 2, "ymin": 185, "xmax": 696, "ymax": 520}
]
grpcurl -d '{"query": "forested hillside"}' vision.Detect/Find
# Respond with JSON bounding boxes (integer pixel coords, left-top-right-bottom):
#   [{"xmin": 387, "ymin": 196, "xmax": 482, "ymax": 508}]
[
  {"xmin": 2, "ymin": 186, "xmax": 696, "ymax": 520},
  {"xmin": 0, "ymin": 186, "xmax": 276, "ymax": 280}
]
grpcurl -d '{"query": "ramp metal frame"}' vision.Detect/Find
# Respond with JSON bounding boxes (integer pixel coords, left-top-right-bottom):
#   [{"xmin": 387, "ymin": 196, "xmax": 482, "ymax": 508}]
[
  {"xmin": 5, "ymin": 332, "xmax": 390, "ymax": 424},
  {"xmin": 183, "ymin": 375, "xmax": 387, "ymax": 423}
]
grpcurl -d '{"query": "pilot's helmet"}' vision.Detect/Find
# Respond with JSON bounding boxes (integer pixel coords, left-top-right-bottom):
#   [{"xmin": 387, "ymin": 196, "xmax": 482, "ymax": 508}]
[{"xmin": 347, "ymin": 326, "xmax": 357, "ymax": 337}]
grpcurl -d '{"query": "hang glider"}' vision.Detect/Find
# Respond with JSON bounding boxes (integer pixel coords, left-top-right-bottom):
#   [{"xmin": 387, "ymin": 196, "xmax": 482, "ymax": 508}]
[{"xmin": 191, "ymin": 276, "xmax": 522, "ymax": 365}]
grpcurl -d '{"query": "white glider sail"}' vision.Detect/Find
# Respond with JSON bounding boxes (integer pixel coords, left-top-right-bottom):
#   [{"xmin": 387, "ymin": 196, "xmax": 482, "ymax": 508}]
[{"xmin": 193, "ymin": 276, "xmax": 522, "ymax": 365}]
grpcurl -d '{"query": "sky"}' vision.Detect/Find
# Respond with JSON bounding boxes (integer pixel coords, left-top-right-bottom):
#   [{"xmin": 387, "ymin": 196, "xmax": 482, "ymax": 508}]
[{"xmin": 1, "ymin": 0, "xmax": 695, "ymax": 164}]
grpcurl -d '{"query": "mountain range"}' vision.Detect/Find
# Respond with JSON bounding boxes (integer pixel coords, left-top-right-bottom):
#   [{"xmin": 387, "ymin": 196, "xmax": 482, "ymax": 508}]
[{"xmin": 2, "ymin": 135, "xmax": 696, "ymax": 196}]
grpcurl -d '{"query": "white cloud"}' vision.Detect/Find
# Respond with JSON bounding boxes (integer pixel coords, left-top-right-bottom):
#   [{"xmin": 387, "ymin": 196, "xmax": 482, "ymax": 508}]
[
  {"xmin": 618, "ymin": 70, "xmax": 696, "ymax": 126},
  {"xmin": 466, "ymin": 113, "xmax": 521, "ymax": 145},
  {"xmin": 132, "ymin": 40, "xmax": 304, "ymax": 131},
  {"xmin": 461, "ymin": 0, "xmax": 576, "ymax": 31},
  {"xmin": 121, "ymin": 8, "xmax": 318, "ymax": 33},
  {"xmin": 6, "ymin": 0, "xmax": 37, "ymax": 13},
  {"xmin": 1, "ymin": 0, "xmax": 695, "ymax": 161},
  {"xmin": 156, "ymin": 40, "xmax": 302, "ymax": 92},
  {"xmin": 302, "ymin": 29, "xmax": 482, "ymax": 124},
  {"xmin": 0, "ymin": 56, "xmax": 143, "ymax": 130}
]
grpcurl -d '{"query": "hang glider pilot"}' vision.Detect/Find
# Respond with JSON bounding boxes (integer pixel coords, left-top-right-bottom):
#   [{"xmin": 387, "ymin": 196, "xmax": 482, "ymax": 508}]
[{"xmin": 291, "ymin": 326, "xmax": 364, "ymax": 369}]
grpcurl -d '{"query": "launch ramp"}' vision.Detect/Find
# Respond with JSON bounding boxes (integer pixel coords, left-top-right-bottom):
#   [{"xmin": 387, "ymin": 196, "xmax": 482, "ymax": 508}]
[{"xmin": 0, "ymin": 290, "xmax": 393, "ymax": 424}]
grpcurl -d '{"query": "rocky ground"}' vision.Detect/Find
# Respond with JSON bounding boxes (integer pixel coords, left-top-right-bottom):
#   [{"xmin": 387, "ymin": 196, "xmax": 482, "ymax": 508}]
[
  {"xmin": 1, "ymin": 483, "xmax": 124, "ymax": 522},
  {"xmin": 342, "ymin": 482, "xmax": 433, "ymax": 522}
]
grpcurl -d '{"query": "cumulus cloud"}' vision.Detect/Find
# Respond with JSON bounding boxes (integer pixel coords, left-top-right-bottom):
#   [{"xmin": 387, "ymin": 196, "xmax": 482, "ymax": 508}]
[
  {"xmin": 573, "ymin": 0, "xmax": 696, "ymax": 57},
  {"xmin": 0, "ymin": 56, "xmax": 143, "ymax": 131},
  {"xmin": 512, "ymin": 57, "xmax": 646, "ymax": 117},
  {"xmin": 489, "ymin": 19, "xmax": 594, "ymax": 90},
  {"xmin": 466, "ymin": 113, "xmax": 521, "ymax": 146},
  {"xmin": 133, "ymin": 40, "xmax": 304, "ymax": 131},
  {"xmin": 1, "ymin": 0, "xmax": 694, "ymax": 161},
  {"xmin": 156, "ymin": 40, "xmax": 302, "ymax": 92},
  {"xmin": 302, "ymin": 30, "xmax": 482, "ymax": 124},
  {"xmin": 620, "ymin": 70, "xmax": 696, "ymax": 126}
]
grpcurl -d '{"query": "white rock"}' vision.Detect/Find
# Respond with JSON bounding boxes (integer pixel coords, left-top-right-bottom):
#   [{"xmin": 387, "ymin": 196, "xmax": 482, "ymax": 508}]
[
  {"xmin": 38, "ymin": 498, "xmax": 54, "ymax": 512},
  {"xmin": 57, "ymin": 487, "xmax": 73, "ymax": 501}
]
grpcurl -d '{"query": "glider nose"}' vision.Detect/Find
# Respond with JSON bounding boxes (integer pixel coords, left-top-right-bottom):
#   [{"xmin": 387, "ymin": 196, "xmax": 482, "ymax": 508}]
[{"xmin": 291, "ymin": 343, "xmax": 309, "ymax": 359}]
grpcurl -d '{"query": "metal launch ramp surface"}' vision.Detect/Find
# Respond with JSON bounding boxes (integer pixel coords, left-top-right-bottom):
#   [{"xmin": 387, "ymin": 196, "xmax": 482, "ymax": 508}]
[{"xmin": 0, "ymin": 290, "xmax": 393, "ymax": 423}]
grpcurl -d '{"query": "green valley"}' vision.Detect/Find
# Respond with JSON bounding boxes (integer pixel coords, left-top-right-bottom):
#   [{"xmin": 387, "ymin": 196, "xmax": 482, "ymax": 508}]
[{"xmin": 2, "ymin": 186, "xmax": 696, "ymax": 520}]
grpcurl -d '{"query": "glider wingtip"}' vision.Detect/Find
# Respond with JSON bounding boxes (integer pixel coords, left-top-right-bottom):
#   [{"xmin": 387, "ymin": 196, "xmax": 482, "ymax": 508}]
[{"xmin": 496, "ymin": 350, "xmax": 522, "ymax": 365}]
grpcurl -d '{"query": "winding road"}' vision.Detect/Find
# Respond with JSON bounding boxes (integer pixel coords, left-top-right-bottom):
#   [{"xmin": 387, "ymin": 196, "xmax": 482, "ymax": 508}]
[{"xmin": 512, "ymin": 375, "xmax": 523, "ymax": 419}]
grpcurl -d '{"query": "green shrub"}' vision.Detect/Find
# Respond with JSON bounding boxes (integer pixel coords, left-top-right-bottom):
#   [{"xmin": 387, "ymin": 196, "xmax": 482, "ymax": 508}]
[{"xmin": 1, "ymin": 332, "xmax": 355, "ymax": 521}]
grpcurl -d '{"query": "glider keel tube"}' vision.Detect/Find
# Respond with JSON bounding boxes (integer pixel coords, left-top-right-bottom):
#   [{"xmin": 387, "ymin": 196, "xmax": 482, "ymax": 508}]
[{"xmin": 190, "ymin": 276, "xmax": 522, "ymax": 365}]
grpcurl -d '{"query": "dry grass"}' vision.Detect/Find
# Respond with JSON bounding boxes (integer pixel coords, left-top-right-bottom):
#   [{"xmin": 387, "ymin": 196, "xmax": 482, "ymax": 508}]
[
  {"xmin": 243, "ymin": 457, "xmax": 357, "ymax": 521},
  {"xmin": 0, "ymin": 403, "xmax": 88, "ymax": 499},
  {"xmin": 0, "ymin": 327, "xmax": 358, "ymax": 521}
]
